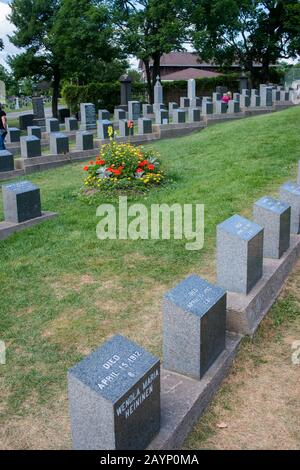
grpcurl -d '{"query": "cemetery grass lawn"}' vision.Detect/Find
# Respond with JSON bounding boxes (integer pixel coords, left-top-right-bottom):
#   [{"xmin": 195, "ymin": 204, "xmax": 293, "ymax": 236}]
[{"xmin": 1, "ymin": 106, "xmax": 300, "ymax": 448}]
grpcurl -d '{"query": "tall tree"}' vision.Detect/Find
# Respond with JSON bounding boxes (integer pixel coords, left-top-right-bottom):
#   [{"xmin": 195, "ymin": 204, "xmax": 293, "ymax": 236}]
[
  {"xmin": 8, "ymin": 0, "xmax": 122, "ymax": 117},
  {"xmin": 114, "ymin": 0, "xmax": 189, "ymax": 102},
  {"xmin": 191, "ymin": 0, "xmax": 300, "ymax": 83}
]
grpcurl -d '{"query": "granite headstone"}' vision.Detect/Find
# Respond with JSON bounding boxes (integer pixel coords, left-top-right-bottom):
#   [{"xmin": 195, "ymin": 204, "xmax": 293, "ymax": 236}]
[
  {"xmin": 217, "ymin": 214, "xmax": 264, "ymax": 295},
  {"xmin": 163, "ymin": 275, "xmax": 226, "ymax": 380},
  {"xmin": 68, "ymin": 335, "xmax": 160, "ymax": 450}
]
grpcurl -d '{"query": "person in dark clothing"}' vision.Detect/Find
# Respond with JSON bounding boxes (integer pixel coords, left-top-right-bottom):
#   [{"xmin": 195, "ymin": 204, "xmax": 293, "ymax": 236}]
[{"xmin": 0, "ymin": 103, "xmax": 8, "ymax": 151}]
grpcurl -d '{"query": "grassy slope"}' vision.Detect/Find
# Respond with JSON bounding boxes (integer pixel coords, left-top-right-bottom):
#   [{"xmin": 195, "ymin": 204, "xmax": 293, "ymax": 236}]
[{"xmin": 0, "ymin": 106, "xmax": 300, "ymax": 425}]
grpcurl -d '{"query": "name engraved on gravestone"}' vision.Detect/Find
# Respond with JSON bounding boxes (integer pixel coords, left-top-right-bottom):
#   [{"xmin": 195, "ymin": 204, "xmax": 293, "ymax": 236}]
[
  {"xmin": 80, "ymin": 103, "xmax": 96, "ymax": 130},
  {"xmin": 163, "ymin": 275, "xmax": 226, "ymax": 380},
  {"xmin": 217, "ymin": 214, "xmax": 264, "ymax": 295},
  {"xmin": 68, "ymin": 335, "xmax": 160, "ymax": 450}
]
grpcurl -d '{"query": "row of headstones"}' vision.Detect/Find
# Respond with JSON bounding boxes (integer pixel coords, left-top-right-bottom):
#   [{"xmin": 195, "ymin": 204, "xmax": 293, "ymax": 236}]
[
  {"xmin": 0, "ymin": 131, "xmax": 95, "ymax": 169},
  {"xmin": 67, "ymin": 165, "xmax": 300, "ymax": 450}
]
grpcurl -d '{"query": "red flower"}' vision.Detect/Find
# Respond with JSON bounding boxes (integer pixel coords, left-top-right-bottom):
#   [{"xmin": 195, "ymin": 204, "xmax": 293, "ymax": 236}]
[
  {"xmin": 112, "ymin": 169, "xmax": 121, "ymax": 175},
  {"xmin": 138, "ymin": 160, "xmax": 149, "ymax": 167},
  {"xmin": 107, "ymin": 167, "xmax": 113, "ymax": 172},
  {"xmin": 136, "ymin": 168, "xmax": 143, "ymax": 173},
  {"xmin": 147, "ymin": 164, "xmax": 155, "ymax": 171},
  {"xmin": 83, "ymin": 166, "xmax": 89, "ymax": 171},
  {"xmin": 118, "ymin": 165, "xmax": 124, "ymax": 171},
  {"xmin": 99, "ymin": 159, "xmax": 105, "ymax": 165}
]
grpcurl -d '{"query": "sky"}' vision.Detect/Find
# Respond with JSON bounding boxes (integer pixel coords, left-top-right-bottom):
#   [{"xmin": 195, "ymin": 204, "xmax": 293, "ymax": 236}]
[{"xmin": 0, "ymin": 0, "xmax": 20, "ymax": 68}]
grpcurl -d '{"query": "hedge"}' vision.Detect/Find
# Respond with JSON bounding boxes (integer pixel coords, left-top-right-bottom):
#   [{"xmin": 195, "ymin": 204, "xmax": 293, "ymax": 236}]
[{"xmin": 62, "ymin": 71, "xmax": 284, "ymax": 113}]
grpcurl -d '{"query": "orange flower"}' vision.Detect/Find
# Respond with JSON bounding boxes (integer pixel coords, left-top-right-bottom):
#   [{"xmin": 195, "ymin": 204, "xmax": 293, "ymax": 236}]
[{"xmin": 147, "ymin": 164, "xmax": 155, "ymax": 170}]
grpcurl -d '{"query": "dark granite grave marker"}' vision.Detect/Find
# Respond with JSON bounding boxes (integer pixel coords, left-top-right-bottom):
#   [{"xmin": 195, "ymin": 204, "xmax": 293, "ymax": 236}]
[
  {"xmin": 173, "ymin": 109, "xmax": 186, "ymax": 124},
  {"xmin": 80, "ymin": 103, "xmax": 96, "ymax": 130},
  {"xmin": 19, "ymin": 114, "xmax": 34, "ymax": 131},
  {"xmin": 253, "ymin": 196, "xmax": 291, "ymax": 259},
  {"xmin": 217, "ymin": 214, "xmax": 264, "ymax": 295},
  {"xmin": 279, "ymin": 182, "xmax": 300, "ymax": 234},
  {"xmin": 7, "ymin": 128, "xmax": 20, "ymax": 144},
  {"xmin": 76, "ymin": 131, "xmax": 94, "ymax": 151},
  {"xmin": 58, "ymin": 108, "xmax": 70, "ymax": 124},
  {"xmin": 138, "ymin": 118, "xmax": 152, "ymax": 135},
  {"xmin": 98, "ymin": 109, "xmax": 110, "ymax": 121},
  {"xmin": 2, "ymin": 181, "xmax": 42, "ymax": 223},
  {"xmin": 163, "ymin": 275, "xmax": 226, "ymax": 380},
  {"xmin": 32, "ymin": 97, "xmax": 45, "ymax": 119},
  {"xmin": 0, "ymin": 150, "xmax": 14, "ymax": 172},
  {"xmin": 20, "ymin": 136, "xmax": 41, "ymax": 159},
  {"xmin": 68, "ymin": 335, "xmax": 160, "ymax": 450},
  {"xmin": 128, "ymin": 101, "xmax": 141, "ymax": 121},
  {"xmin": 27, "ymin": 126, "xmax": 42, "ymax": 139},
  {"xmin": 97, "ymin": 120, "xmax": 114, "ymax": 140},
  {"xmin": 119, "ymin": 120, "xmax": 134, "ymax": 137}
]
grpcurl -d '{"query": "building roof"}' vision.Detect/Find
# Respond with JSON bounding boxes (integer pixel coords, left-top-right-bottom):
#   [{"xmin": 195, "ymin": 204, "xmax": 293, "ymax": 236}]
[
  {"xmin": 161, "ymin": 68, "xmax": 222, "ymax": 81},
  {"xmin": 158, "ymin": 51, "xmax": 212, "ymax": 67},
  {"xmin": 138, "ymin": 52, "xmax": 216, "ymax": 70}
]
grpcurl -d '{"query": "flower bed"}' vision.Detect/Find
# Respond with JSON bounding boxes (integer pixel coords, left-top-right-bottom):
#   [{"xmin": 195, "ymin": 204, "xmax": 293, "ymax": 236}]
[{"xmin": 82, "ymin": 140, "xmax": 165, "ymax": 193}]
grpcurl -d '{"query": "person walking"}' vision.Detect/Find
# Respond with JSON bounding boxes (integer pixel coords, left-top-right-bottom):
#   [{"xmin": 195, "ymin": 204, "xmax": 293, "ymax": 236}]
[{"xmin": 0, "ymin": 103, "xmax": 8, "ymax": 151}]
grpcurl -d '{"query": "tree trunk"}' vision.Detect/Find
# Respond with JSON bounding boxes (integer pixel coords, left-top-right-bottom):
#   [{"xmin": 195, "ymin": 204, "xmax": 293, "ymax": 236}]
[
  {"xmin": 144, "ymin": 60, "xmax": 153, "ymax": 104},
  {"xmin": 52, "ymin": 67, "xmax": 60, "ymax": 118},
  {"xmin": 261, "ymin": 58, "xmax": 270, "ymax": 84}
]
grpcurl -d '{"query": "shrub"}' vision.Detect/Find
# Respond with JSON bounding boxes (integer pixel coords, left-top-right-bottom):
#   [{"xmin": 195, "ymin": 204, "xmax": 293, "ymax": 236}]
[{"xmin": 81, "ymin": 137, "xmax": 164, "ymax": 194}]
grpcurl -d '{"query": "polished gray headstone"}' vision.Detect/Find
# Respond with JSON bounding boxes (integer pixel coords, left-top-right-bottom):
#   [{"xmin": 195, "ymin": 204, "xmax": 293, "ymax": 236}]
[
  {"xmin": 97, "ymin": 120, "xmax": 114, "ymax": 140},
  {"xmin": 68, "ymin": 335, "xmax": 160, "ymax": 450},
  {"xmin": 76, "ymin": 131, "xmax": 94, "ymax": 151},
  {"xmin": 217, "ymin": 214, "xmax": 264, "ymax": 295},
  {"xmin": 119, "ymin": 119, "xmax": 134, "ymax": 137},
  {"xmin": 163, "ymin": 275, "xmax": 226, "ymax": 380},
  {"xmin": 98, "ymin": 109, "xmax": 110, "ymax": 121},
  {"xmin": 65, "ymin": 117, "xmax": 78, "ymax": 132},
  {"xmin": 80, "ymin": 103, "xmax": 96, "ymax": 130},
  {"xmin": 19, "ymin": 114, "xmax": 34, "ymax": 131},
  {"xmin": 138, "ymin": 118, "xmax": 152, "ymax": 135},
  {"xmin": 50, "ymin": 132, "xmax": 69, "ymax": 154},
  {"xmin": 240, "ymin": 95, "xmax": 250, "ymax": 108},
  {"xmin": 202, "ymin": 101, "xmax": 213, "ymax": 115},
  {"xmin": 114, "ymin": 108, "xmax": 126, "ymax": 121},
  {"xmin": 279, "ymin": 182, "xmax": 300, "ymax": 234},
  {"xmin": 46, "ymin": 118, "xmax": 59, "ymax": 133},
  {"xmin": 214, "ymin": 101, "xmax": 227, "ymax": 114},
  {"xmin": 228, "ymin": 100, "xmax": 240, "ymax": 113},
  {"xmin": 2, "ymin": 180, "xmax": 42, "ymax": 223},
  {"xmin": 155, "ymin": 109, "xmax": 169, "ymax": 125},
  {"xmin": 7, "ymin": 127, "xmax": 20, "ymax": 143},
  {"xmin": 168, "ymin": 102, "xmax": 178, "ymax": 114},
  {"xmin": 173, "ymin": 109, "xmax": 186, "ymax": 124},
  {"xmin": 253, "ymin": 196, "xmax": 291, "ymax": 259},
  {"xmin": 128, "ymin": 101, "xmax": 141, "ymax": 121},
  {"xmin": 142, "ymin": 104, "xmax": 153, "ymax": 116},
  {"xmin": 27, "ymin": 126, "xmax": 42, "ymax": 139},
  {"xmin": 0, "ymin": 150, "xmax": 14, "ymax": 172},
  {"xmin": 180, "ymin": 97, "xmax": 190, "ymax": 108},
  {"xmin": 188, "ymin": 108, "xmax": 201, "ymax": 122},
  {"xmin": 20, "ymin": 135, "xmax": 41, "ymax": 159}
]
